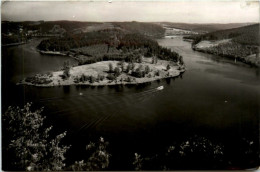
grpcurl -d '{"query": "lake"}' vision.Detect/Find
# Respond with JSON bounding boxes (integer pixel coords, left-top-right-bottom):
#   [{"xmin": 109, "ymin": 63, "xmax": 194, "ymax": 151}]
[{"xmin": 2, "ymin": 37, "xmax": 259, "ymax": 170}]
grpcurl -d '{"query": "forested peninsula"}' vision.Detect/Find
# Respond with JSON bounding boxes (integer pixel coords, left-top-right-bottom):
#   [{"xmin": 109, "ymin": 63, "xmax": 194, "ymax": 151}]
[{"xmin": 20, "ymin": 22, "xmax": 185, "ymax": 86}]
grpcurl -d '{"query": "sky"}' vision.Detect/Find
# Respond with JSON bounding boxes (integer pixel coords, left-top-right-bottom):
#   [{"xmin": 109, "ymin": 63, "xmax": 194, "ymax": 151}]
[{"xmin": 1, "ymin": 0, "xmax": 259, "ymax": 23}]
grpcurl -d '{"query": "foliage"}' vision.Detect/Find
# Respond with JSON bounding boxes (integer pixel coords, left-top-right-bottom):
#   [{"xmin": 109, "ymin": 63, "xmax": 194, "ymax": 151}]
[
  {"xmin": 97, "ymin": 74, "xmax": 105, "ymax": 81},
  {"xmin": 197, "ymin": 42, "xmax": 258, "ymax": 60},
  {"xmin": 164, "ymin": 135, "xmax": 224, "ymax": 169},
  {"xmin": 2, "ymin": 103, "xmax": 70, "ymax": 171},
  {"xmin": 117, "ymin": 61, "xmax": 125, "ymax": 71},
  {"xmin": 132, "ymin": 65, "xmax": 145, "ymax": 78},
  {"xmin": 179, "ymin": 56, "xmax": 184, "ymax": 65},
  {"xmin": 89, "ymin": 76, "xmax": 96, "ymax": 83},
  {"xmin": 155, "ymin": 70, "xmax": 160, "ymax": 76},
  {"xmin": 145, "ymin": 65, "xmax": 150, "ymax": 74},
  {"xmin": 114, "ymin": 66, "xmax": 121, "ymax": 77},
  {"xmin": 166, "ymin": 64, "xmax": 171, "ymax": 71},
  {"xmin": 25, "ymin": 74, "xmax": 52, "ymax": 85},
  {"xmin": 126, "ymin": 63, "xmax": 131, "ymax": 73},
  {"xmin": 108, "ymin": 63, "xmax": 114, "ymax": 73},
  {"xmin": 107, "ymin": 73, "xmax": 116, "ymax": 80},
  {"xmin": 71, "ymin": 137, "xmax": 110, "ymax": 171},
  {"xmin": 112, "ymin": 21, "xmax": 165, "ymax": 38},
  {"xmin": 62, "ymin": 61, "xmax": 70, "ymax": 79},
  {"xmin": 37, "ymin": 29, "xmax": 182, "ymax": 65},
  {"xmin": 74, "ymin": 74, "xmax": 100, "ymax": 83},
  {"xmin": 152, "ymin": 56, "xmax": 158, "ymax": 64},
  {"xmin": 134, "ymin": 135, "xmax": 225, "ymax": 170},
  {"xmin": 190, "ymin": 24, "xmax": 259, "ymax": 46},
  {"xmin": 133, "ymin": 153, "xmax": 143, "ymax": 171}
]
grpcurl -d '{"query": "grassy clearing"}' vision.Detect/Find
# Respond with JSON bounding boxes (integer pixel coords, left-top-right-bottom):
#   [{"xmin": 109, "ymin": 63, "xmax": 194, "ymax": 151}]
[{"xmin": 21, "ymin": 58, "xmax": 185, "ymax": 87}]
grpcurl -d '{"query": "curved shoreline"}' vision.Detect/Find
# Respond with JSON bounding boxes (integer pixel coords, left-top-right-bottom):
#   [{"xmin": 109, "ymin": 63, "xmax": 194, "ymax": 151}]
[
  {"xmin": 18, "ymin": 71, "xmax": 185, "ymax": 87},
  {"xmin": 18, "ymin": 60, "xmax": 185, "ymax": 87},
  {"xmin": 192, "ymin": 40, "xmax": 260, "ymax": 67}
]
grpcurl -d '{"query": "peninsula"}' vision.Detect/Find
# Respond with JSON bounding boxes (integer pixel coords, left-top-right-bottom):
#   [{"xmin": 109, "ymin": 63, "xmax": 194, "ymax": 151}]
[{"xmin": 19, "ymin": 22, "xmax": 185, "ymax": 87}]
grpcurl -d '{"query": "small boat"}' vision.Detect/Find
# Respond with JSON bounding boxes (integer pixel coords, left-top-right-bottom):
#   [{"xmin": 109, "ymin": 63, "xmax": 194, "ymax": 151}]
[{"xmin": 157, "ymin": 86, "xmax": 164, "ymax": 90}]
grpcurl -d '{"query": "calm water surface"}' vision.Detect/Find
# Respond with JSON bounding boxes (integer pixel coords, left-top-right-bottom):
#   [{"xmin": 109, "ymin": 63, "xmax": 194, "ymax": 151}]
[{"xmin": 2, "ymin": 37, "xmax": 259, "ymax": 169}]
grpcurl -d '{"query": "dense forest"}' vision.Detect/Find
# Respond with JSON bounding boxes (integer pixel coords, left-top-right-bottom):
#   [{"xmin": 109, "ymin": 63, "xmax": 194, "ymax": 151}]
[
  {"xmin": 112, "ymin": 22, "xmax": 165, "ymax": 38},
  {"xmin": 184, "ymin": 24, "xmax": 260, "ymax": 66},
  {"xmin": 37, "ymin": 28, "xmax": 181, "ymax": 65},
  {"xmin": 185, "ymin": 24, "xmax": 259, "ymax": 46}
]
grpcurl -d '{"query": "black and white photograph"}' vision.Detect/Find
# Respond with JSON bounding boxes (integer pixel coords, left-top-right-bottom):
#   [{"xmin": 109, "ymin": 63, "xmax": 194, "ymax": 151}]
[{"xmin": 1, "ymin": 0, "xmax": 260, "ymax": 170}]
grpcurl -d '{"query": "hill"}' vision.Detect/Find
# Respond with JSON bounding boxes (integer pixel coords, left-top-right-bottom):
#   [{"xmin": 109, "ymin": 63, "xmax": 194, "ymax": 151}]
[
  {"xmin": 157, "ymin": 22, "xmax": 254, "ymax": 33},
  {"xmin": 2, "ymin": 21, "xmax": 166, "ymax": 45},
  {"xmin": 190, "ymin": 24, "xmax": 259, "ymax": 45},
  {"xmin": 189, "ymin": 24, "xmax": 260, "ymax": 66},
  {"xmin": 37, "ymin": 28, "xmax": 182, "ymax": 65},
  {"xmin": 112, "ymin": 22, "xmax": 165, "ymax": 38}
]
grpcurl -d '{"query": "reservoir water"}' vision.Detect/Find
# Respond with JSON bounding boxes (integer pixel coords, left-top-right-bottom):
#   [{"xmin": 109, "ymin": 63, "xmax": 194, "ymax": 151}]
[{"xmin": 2, "ymin": 37, "xmax": 259, "ymax": 170}]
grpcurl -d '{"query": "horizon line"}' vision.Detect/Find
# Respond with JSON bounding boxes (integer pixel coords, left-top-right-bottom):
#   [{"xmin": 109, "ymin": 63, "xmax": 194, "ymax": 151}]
[{"xmin": 1, "ymin": 20, "xmax": 259, "ymax": 25}]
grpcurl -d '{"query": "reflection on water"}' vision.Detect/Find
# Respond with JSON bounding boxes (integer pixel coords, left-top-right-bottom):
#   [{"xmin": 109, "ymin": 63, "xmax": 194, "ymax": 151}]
[{"xmin": 2, "ymin": 37, "xmax": 259, "ymax": 169}]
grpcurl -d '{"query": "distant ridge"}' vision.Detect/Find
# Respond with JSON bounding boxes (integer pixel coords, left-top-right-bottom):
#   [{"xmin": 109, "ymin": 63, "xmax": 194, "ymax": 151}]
[
  {"xmin": 188, "ymin": 24, "xmax": 260, "ymax": 67},
  {"xmin": 155, "ymin": 22, "xmax": 257, "ymax": 33},
  {"xmin": 194, "ymin": 24, "xmax": 259, "ymax": 46}
]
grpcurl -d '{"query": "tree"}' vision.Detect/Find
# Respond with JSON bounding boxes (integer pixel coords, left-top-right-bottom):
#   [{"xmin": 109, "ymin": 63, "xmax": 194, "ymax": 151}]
[
  {"xmin": 62, "ymin": 61, "xmax": 70, "ymax": 79},
  {"xmin": 107, "ymin": 73, "xmax": 116, "ymax": 80},
  {"xmin": 131, "ymin": 62, "xmax": 136, "ymax": 70},
  {"xmin": 121, "ymin": 62, "xmax": 125, "ymax": 72},
  {"xmin": 145, "ymin": 65, "xmax": 150, "ymax": 74},
  {"xmin": 126, "ymin": 63, "xmax": 131, "ymax": 73},
  {"xmin": 2, "ymin": 103, "xmax": 70, "ymax": 171},
  {"xmin": 117, "ymin": 61, "xmax": 125, "ymax": 72},
  {"xmin": 179, "ymin": 56, "xmax": 184, "ymax": 65},
  {"xmin": 155, "ymin": 70, "xmax": 160, "ymax": 76},
  {"xmin": 97, "ymin": 74, "xmax": 105, "ymax": 81},
  {"xmin": 71, "ymin": 137, "xmax": 110, "ymax": 171},
  {"xmin": 137, "ymin": 55, "xmax": 142, "ymax": 63},
  {"xmin": 133, "ymin": 153, "xmax": 143, "ymax": 171},
  {"xmin": 108, "ymin": 63, "xmax": 113, "ymax": 73},
  {"xmin": 89, "ymin": 76, "xmax": 96, "ymax": 83},
  {"xmin": 166, "ymin": 64, "xmax": 171, "ymax": 71},
  {"xmin": 152, "ymin": 56, "xmax": 157, "ymax": 64},
  {"xmin": 114, "ymin": 67, "xmax": 121, "ymax": 77}
]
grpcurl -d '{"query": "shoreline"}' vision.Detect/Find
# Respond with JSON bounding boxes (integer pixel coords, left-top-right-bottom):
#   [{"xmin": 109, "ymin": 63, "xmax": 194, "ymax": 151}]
[
  {"xmin": 2, "ymin": 41, "xmax": 27, "ymax": 47},
  {"xmin": 192, "ymin": 40, "xmax": 260, "ymax": 67},
  {"xmin": 18, "ymin": 71, "xmax": 185, "ymax": 87},
  {"xmin": 18, "ymin": 60, "xmax": 185, "ymax": 87},
  {"xmin": 193, "ymin": 47, "xmax": 260, "ymax": 67}
]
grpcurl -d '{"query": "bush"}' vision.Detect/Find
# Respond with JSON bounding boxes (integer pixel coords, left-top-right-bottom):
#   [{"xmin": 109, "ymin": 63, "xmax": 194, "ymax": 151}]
[
  {"xmin": 126, "ymin": 63, "xmax": 131, "ymax": 73},
  {"xmin": 114, "ymin": 67, "xmax": 121, "ymax": 77},
  {"xmin": 62, "ymin": 61, "xmax": 70, "ymax": 80},
  {"xmin": 74, "ymin": 76, "xmax": 80, "ymax": 83},
  {"xmin": 89, "ymin": 76, "xmax": 96, "ymax": 83},
  {"xmin": 117, "ymin": 61, "xmax": 125, "ymax": 72},
  {"xmin": 179, "ymin": 56, "xmax": 184, "ymax": 65},
  {"xmin": 2, "ymin": 103, "xmax": 70, "ymax": 171},
  {"xmin": 132, "ymin": 66, "xmax": 145, "ymax": 78},
  {"xmin": 166, "ymin": 64, "xmax": 171, "ymax": 71},
  {"xmin": 71, "ymin": 137, "xmax": 110, "ymax": 171},
  {"xmin": 108, "ymin": 63, "xmax": 113, "ymax": 73},
  {"xmin": 133, "ymin": 153, "xmax": 143, "ymax": 171},
  {"xmin": 145, "ymin": 65, "xmax": 150, "ymax": 74},
  {"xmin": 155, "ymin": 70, "xmax": 160, "ymax": 76},
  {"xmin": 97, "ymin": 74, "xmax": 105, "ymax": 81},
  {"xmin": 79, "ymin": 74, "xmax": 89, "ymax": 82},
  {"xmin": 107, "ymin": 73, "xmax": 116, "ymax": 80}
]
